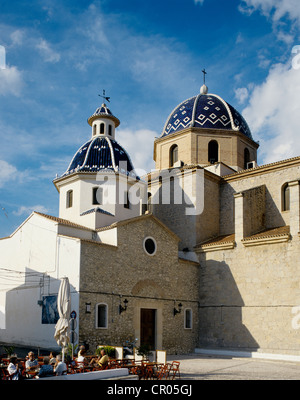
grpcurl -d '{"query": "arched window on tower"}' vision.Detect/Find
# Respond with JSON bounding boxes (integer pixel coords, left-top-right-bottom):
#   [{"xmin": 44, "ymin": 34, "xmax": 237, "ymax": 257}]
[
  {"xmin": 282, "ymin": 183, "xmax": 290, "ymax": 211},
  {"xmin": 100, "ymin": 123, "xmax": 105, "ymax": 134},
  {"xmin": 108, "ymin": 125, "xmax": 112, "ymax": 136},
  {"xmin": 170, "ymin": 145, "xmax": 178, "ymax": 167},
  {"xmin": 93, "ymin": 187, "xmax": 103, "ymax": 205},
  {"xmin": 93, "ymin": 124, "xmax": 97, "ymax": 136},
  {"xmin": 244, "ymin": 148, "xmax": 250, "ymax": 169},
  {"xmin": 66, "ymin": 190, "xmax": 73, "ymax": 208},
  {"xmin": 208, "ymin": 140, "xmax": 218, "ymax": 164}
]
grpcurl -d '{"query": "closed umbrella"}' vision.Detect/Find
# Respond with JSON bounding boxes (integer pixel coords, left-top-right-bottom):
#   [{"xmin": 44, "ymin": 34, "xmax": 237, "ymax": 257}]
[{"xmin": 54, "ymin": 277, "xmax": 71, "ymax": 362}]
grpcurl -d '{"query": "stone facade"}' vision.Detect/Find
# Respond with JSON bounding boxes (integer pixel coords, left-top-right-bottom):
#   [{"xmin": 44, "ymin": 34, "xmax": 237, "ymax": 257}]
[
  {"xmin": 78, "ymin": 215, "xmax": 199, "ymax": 355},
  {"xmin": 197, "ymin": 238, "xmax": 300, "ymax": 356},
  {"xmin": 153, "ymin": 113, "xmax": 300, "ymax": 356},
  {"xmin": 154, "ymin": 127, "xmax": 258, "ymax": 171},
  {"xmin": 192, "ymin": 158, "xmax": 300, "ymax": 355}
]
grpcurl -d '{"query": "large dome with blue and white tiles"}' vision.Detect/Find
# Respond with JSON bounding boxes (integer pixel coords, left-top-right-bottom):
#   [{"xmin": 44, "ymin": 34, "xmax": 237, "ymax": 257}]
[
  {"xmin": 62, "ymin": 136, "xmax": 136, "ymax": 178},
  {"xmin": 161, "ymin": 87, "xmax": 252, "ymax": 140}
]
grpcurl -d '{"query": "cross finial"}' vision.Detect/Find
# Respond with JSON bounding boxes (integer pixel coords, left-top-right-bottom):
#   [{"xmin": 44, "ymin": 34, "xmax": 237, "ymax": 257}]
[
  {"xmin": 98, "ymin": 89, "xmax": 110, "ymax": 103},
  {"xmin": 202, "ymin": 69, "xmax": 207, "ymax": 84}
]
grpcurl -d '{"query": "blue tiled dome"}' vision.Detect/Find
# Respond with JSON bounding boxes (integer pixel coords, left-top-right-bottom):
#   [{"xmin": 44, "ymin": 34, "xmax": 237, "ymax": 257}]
[
  {"xmin": 162, "ymin": 93, "xmax": 252, "ymax": 140},
  {"xmin": 62, "ymin": 136, "xmax": 137, "ymax": 178}
]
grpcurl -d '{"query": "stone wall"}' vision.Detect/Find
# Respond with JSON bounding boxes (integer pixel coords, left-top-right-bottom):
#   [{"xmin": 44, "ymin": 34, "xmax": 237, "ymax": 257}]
[
  {"xmin": 198, "ymin": 234, "xmax": 300, "ymax": 355},
  {"xmin": 220, "ymin": 164, "xmax": 300, "ymax": 236},
  {"xmin": 150, "ymin": 168, "xmax": 220, "ymax": 250},
  {"xmin": 78, "ymin": 216, "xmax": 199, "ymax": 355}
]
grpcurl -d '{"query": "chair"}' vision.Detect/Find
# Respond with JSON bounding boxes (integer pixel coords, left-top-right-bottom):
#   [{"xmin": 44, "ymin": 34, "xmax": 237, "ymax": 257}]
[
  {"xmin": 156, "ymin": 350, "xmax": 167, "ymax": 365},
  {"xmin": 108, "ymin": 359, "xmax": 120, "ymax": 369},
  {"xmin": 1, "ymin": 368, "xmax": 12, "ymax": 380},
  {"xmin": 114, "ymin": 346, "xmax": 124, "ymax": 360},
  {"xmin": 126, "ymin": 361, "xmax": 142, "ymax": 379},
  {"xmin": 155, "ymin": 363, "xmax": 170, "ymax": 380},
  {"xmin": 73, "ymin": 361, "xmax": 85, "ymax": 373},
  {"xmin": 141, "ymin": 362, "xmax": 154, "ymax": 380},
  {"xmin": 168, "ymin": 361, "xmax": 180, "ymax": 380}
]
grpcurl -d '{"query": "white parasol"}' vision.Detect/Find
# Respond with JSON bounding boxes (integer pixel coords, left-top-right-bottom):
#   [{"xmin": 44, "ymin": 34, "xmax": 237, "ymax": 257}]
[{"xmin": 54, "ymin": 277, "xmax": 71, "ymax": 362}]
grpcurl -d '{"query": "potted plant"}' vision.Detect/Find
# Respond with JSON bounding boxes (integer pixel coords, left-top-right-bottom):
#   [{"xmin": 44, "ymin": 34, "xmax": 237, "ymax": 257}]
[
  {"xmin": 3, "ymin": 346, "xmax": 15, "ymax": 357},
  {"xmin": 96, "ymin": 346, "xmax": 116, "ymax": 358},
  {"xmin": 136, "ymin": 344, "xmax": 152, "ymax": 360}
]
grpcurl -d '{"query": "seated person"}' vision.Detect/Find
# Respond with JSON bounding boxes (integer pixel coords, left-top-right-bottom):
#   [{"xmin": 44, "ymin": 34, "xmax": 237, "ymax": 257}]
[
  {"xmin": 49, "ymin": 351, "xmax": 57, "ymax": 366},
  {"xmin": 7, "ymin": 356, "xmax": 21, "ymax": 380},
  {"xmin": 76, "ymin": 347, "xmax": 88, "ymax": 366},
  {"xmin": 54, "ymin": 354, "xmax": 67, "ymax": 376},
  {"xmin": 25, "ymin": 351, "xmax": 38, "ymax": 371},
  {"xmin": 89, "ymin": 349, "xmax": 109, "ymax": 369},
  {"xmin": 99, "ymin": 349, "xmax": 109, "ymax": 368},
  {"xmin": 37, "ymin": 356, "xmax": 53, "ymax": 378}
]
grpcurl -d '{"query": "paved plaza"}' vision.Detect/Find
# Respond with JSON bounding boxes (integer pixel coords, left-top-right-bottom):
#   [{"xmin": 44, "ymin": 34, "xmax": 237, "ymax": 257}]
[
  {"xmin": 2, "ymin": 343, "xmax": 300, "ymax": 380},
  {"xmin": 168, "ymin": 354, "xmax": 300, "ymax": 380}
]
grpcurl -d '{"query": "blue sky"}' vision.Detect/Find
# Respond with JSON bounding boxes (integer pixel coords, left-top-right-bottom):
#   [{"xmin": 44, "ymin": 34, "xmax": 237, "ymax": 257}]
[{"xmin": 0, "ymin": 0, "xmax": 300, "ymax": 237}]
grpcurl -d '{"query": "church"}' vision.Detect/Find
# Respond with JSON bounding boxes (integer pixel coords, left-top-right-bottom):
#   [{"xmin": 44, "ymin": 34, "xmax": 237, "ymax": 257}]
[{"xmin": 1, "ymin": 80, "xmax": 300, "ymax": 360}]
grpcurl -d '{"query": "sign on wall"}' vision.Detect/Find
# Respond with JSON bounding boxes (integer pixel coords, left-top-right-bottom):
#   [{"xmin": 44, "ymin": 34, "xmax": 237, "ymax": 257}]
[{"xmin": 41, "ymin": 295, "xmax": 59, "ymax": 324}]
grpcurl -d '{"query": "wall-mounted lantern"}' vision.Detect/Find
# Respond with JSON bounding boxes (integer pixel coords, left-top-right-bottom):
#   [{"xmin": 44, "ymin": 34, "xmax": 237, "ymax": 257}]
[
  {"xmin": 174, "ymin": 302, "xmax": 182, "ymax": 316},
  {"xmin": 119, "ymin": 298, "xmax": 128, "ymax": 314}
]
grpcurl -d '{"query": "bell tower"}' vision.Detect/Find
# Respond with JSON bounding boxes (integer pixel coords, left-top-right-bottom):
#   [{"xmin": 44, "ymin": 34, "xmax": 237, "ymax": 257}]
[{"xmin": 53, "ymin": 98, "xmax": 147, "ymax": 230}]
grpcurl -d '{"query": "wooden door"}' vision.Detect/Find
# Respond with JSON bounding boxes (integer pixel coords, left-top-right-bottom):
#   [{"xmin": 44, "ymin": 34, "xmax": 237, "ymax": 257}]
[{"xmin": 140, "ymin": 308, "xmax": 156, "ymax": 349}]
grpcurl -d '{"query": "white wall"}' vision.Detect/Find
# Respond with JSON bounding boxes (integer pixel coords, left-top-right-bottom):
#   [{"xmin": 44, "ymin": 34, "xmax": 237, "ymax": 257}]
[
  {"xmin": 57, "ymin": 173, "xmax": 147, "ymax": 230},
  {"xmin": 0, "ymin": 214, "xmax": 81, "ymax": 349}
]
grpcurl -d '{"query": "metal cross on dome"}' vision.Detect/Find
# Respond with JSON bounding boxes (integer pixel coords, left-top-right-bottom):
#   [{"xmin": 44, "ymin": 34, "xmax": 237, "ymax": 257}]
[
  {"xmin": 202, "ymin": 69, "xmax": 207, "ymax": 84},
  {"xmin": 99, "ymin": 89, "xmax": 110, "ymax": 103}
]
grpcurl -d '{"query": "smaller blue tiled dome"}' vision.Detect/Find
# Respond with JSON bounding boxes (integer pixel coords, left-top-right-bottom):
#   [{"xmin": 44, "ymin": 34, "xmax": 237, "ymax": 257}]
[
  {"xmin": 162, "ymin": 93, "xmax": 253, "ymax": 140},
  {"xmin": 62, "ymin": 136, "xmax": 137, "ymax": 178}
]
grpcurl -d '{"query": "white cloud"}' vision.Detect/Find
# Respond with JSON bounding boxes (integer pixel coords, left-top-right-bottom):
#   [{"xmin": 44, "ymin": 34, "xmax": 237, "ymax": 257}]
[
  {"xmin": 36, "ymin": 39, "xmax": 60, "ymax": 63},
  {"xmin": 0, "ymin": 160, "xmax": 17, "ymax": 187},
  {"xmin": 239, "ymin": 0, "xmax": 300, "ymax": 26},
  {"xmin": 13, "ymin": 205, "xmax": 49, "ymax": 217},
  {"xmin": 242, "ymin": 60, "xmax": 300, "ymax": 164},
  {"xmin": 10, "ymin": 29, "xmax": 24, "ymax": 46},
  {"xmin": 235, "ymin": 87, "xmax": 249, "ymax": 104},
  {"xmin": 0, "ymin": 66, "xmax": 23, "ymax": 96},
  {"xmin": 117, "ymin": 128, "xmax": 157, "ymax": 174},
  {"xmin": 276, "ymin": 30, "xmax": 294, "ymax": 45}
]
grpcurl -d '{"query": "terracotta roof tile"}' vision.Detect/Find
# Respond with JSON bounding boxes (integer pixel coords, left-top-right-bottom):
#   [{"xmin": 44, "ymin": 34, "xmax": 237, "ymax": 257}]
[
  {"xmin": 34, "ymin": 212, "xmax": 94, "ymax": 231},
  {"xmin": 242, "ymin": 226, "xmax": 290, "ymax": 241},
  {"xmin": 196, "ymin": 233, "xmax": 235, "ymax": 248}
]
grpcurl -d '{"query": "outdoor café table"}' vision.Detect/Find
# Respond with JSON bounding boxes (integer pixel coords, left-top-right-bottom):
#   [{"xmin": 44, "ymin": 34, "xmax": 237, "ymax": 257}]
[
  {"xmin": 125, "ymin": 361, "xmax": 163, "ymax": 380},
  {"xmin": 25, "ymin": 369, "xmax": 39, "ymax": 379}
]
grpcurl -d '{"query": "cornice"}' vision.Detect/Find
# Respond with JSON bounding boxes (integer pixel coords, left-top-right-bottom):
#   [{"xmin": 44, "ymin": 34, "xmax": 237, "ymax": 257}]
[{"xmin": 222, "ymin": 156, "xmax": 300, "ymax": 183}]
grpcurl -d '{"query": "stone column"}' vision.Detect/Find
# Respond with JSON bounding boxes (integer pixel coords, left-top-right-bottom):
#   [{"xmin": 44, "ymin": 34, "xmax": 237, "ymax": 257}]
[
  {"xmin": 234, "ymin": 192, "xmax": 244, "ymax": 246},
  {"xmin": 288, "ymin": 180, "xmax": 300, "ymax": 238}
]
